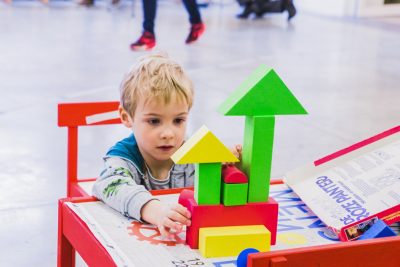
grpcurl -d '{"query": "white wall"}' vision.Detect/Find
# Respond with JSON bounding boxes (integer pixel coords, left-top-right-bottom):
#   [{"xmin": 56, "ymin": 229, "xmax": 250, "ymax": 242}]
[
  {"xmin": 297, "ymin": 0, "xmax": 400, "ymax": 17},
  {"xmin": 357, "ymin": 0, "xmax": 400, "ymax": 17}
]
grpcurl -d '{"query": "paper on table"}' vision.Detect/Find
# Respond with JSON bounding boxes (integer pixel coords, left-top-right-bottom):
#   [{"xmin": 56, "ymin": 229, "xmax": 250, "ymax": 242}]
[{"xmin": 284, "ymin": 131, "xmax": 400, "ymax": 240}]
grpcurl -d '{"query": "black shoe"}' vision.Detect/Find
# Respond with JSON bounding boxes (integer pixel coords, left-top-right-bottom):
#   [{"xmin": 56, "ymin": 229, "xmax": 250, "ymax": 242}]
[
  {"xmin": 237, "ymin": 4, "xmax": 253, "ymax": 19},
  {"xmin": 78, "ymin": 0, "xmax": 94, "ymax": 6},
  {"xmin": 255, "ymin": 11, "xmax": 264, "ymax": 18},
  {"xmin": 285, "ymin": 0, "xmax": 296, "ymax": 20}
]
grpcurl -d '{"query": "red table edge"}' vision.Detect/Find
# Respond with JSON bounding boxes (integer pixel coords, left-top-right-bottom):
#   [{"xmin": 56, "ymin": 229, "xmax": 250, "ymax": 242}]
[
  {"xmin": 248, "ymin": 235, "xmax": 400, "ymax": 267},
  {"xmin": 57, "ymin": 188, "xmax": 193, "ymax": 267}
]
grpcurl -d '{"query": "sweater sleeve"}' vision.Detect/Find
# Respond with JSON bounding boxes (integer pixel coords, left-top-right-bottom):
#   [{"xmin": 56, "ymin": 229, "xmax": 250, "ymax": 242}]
[{"xmin": 92, "ymin": 157, "xmax": 157, "ymax": 221}]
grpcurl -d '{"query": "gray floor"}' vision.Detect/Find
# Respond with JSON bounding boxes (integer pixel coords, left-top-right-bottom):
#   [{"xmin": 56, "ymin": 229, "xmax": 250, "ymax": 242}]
[{"xmin": 0, "ymin": 1, "xmax": 399, "ymax": 266}]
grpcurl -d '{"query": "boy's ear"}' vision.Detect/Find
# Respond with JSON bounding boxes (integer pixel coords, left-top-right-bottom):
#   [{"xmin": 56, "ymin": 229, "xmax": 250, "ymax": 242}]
[{"xmin": 119, "ymin": 106, "xmax": 133, "ymax": 128}]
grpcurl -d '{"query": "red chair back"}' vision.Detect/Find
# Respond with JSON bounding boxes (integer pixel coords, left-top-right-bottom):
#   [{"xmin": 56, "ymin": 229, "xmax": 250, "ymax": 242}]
[{"xmin": 58, "ymin": 101, "xmax": 121, "ymax": 197}]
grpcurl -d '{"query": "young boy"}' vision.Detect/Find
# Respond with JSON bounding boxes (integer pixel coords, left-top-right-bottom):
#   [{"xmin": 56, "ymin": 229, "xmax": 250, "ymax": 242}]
[{"xmin": 93, "ymin": 53, "xmax": 195, "ymax": 238}]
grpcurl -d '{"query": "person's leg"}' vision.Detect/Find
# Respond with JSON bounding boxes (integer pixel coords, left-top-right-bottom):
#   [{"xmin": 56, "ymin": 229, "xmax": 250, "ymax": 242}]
[
  {"xmin": 130, "ymin": 0, "xmax": 157, "ymax": 51},
  {"xmin": 182, "ymin": 0, "xmax": 205, "ymax": 44},
  {"xmin": 182, "ymin": 0, "xmax": 202, "ymax": 25},
  {"xmin": 284, "ymin": 0, "xmax": 296, "ymax": 20},
  {"xmin": 143, "ymin": 0, "xmax": 157, "ymax": 34}
]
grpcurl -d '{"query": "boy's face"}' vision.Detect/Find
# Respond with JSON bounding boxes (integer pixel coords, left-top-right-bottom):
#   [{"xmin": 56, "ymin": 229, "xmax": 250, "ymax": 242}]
[{"xmin": 128, "ymin": 96, "xmax": 189, "ymax": 165}]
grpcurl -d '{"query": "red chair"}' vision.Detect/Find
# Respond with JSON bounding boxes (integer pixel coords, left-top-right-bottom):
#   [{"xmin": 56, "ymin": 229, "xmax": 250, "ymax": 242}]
[{"xmin": 58, "ymin": 101, "xmax": 121, "ymax": 197}]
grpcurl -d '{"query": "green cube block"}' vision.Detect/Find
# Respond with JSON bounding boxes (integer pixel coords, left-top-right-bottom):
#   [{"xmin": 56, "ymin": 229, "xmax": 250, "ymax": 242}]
[{"xmin": 222, "ymin": 182, "xmax": 248, "ymax": 206}]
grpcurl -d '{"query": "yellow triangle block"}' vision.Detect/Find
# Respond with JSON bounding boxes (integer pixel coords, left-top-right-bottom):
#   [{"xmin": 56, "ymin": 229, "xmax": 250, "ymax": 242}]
[{"xmin": 171, "ymin": 125, "xmax": 239, "ymax": 164}]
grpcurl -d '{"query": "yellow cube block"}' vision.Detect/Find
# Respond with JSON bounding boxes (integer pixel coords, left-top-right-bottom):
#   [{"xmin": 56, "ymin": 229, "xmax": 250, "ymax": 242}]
[{"xmin": 199, "ymin": 225, "xmax": 270, "ymax": 258}]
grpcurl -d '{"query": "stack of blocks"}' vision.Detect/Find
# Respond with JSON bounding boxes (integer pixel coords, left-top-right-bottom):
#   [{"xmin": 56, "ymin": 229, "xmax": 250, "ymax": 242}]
[
  {"xmin": 171, "ymin": 65, "xmax": 308, "ymax": 258},
  {"xmin": 222, "ymin": 165, "xmax": 248, "ymax": 206}
]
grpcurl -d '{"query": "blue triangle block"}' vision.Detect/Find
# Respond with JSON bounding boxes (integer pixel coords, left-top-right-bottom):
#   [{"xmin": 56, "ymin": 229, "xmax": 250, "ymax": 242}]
[{"xmin": 358, "ymin": 220, "xmax": 397, "ymax": 240}]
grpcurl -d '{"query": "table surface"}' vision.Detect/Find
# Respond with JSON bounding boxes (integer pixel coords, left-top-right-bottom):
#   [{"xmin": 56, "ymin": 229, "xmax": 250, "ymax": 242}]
[{"xmin": 65, "ymin": 183, "xmax": 340, "ymax": 267}]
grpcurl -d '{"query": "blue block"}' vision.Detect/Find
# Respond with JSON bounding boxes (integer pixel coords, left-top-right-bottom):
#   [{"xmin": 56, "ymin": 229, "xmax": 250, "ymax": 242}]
[
  {"xmin": 358, "ymin": 220, "xmax": 397, "ymax": 240},
  {"xmin": 236, "ymin": 248, "xmax": 259, "ymax": 267}
]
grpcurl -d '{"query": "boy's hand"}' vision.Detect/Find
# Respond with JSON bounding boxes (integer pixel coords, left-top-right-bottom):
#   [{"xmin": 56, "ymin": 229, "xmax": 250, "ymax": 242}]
[
  {"xmin": 157, "ymin": 203, "xmax": 192, "ymax": 238},
  {"xmin": 225, "ymin": 144, "xmax": 242, "ymax": 165},
  {"xmin": 141, "ymin": 200, "xmax": 191, "ymax": 238},
  {"xmin": 231, "ymin": 144, "xmax": 242, "ymax": 160}
]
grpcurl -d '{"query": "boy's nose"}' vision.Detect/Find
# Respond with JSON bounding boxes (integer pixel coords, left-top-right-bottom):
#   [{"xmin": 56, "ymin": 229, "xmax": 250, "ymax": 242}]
[{"xmin": 160, "ymin": 127, "xmax": 174, "ymax": 139}]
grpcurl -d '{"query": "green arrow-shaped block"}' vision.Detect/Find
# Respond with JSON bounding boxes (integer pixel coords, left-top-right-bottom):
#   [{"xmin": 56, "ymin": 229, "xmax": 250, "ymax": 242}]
[
  {"xmin": 218, "ymin": 65, "xmax": 307, "ymax": 116},
  {"xmin": 218, "ymin": 65, "xmax": 307, "ymax": 202}
]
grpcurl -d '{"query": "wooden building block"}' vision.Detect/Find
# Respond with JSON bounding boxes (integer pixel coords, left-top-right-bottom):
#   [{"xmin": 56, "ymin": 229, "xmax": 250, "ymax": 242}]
[
  {"xmin": 199, "ymin": 225, "xmax": 270, "ymax": 258},
  {"xmin": 195, "ymin": 163, "xmax": 221, "ymax": 205},
  {"xmin": 178, "ymin": 189, "xmax": 278, "ymax": 249},
  {"xmin": 222, "ymin": 165, "xmax": 248, "ymax": 183},
  {"xmin": 171, "ymin": 125, "xmax": 239, "ymax": 164},
  {"xmin": 171, "ymin": 126, "xmax": 238, "ymax": 205},
  {"xmin": 358, "ymin": 220, "xmax": 397, "ymax": 240},
  {"xmin": 218, "ymin": 65, "xmax": 307, "ymax": 116},
  {"xmin": 222, "ymin": 182, "xmax": 248, "ymax": 206},
  {"xmin": 242, "ymin": 116, "xmax": 275, "ymax": 202},
  {"xmin": 237, "ymin": 248, "xmax": 260, "ymax": 267},
  {"xmin": 248, "ymin": 236, "xmax": 400, "ymax": 267}
]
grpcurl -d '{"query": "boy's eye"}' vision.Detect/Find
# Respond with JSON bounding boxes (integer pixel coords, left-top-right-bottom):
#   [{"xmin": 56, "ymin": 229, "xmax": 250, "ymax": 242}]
[
  {"xmin": 148, "ymin": 119, "xmax": 160, "ymax": 125},
  {"xmin": 174, "ymin": 118, "xmax": 185, "ymax": 125}
]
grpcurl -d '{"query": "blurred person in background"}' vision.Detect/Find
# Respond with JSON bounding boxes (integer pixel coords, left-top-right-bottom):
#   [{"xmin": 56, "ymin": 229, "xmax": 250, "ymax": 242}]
[
  {"xmin": 237, "ymin": 0, "xmax": 296, "ymax": 20},
  {"xmin": 130, "ymin": 0, "xmax": 205, "ymax": 51}
]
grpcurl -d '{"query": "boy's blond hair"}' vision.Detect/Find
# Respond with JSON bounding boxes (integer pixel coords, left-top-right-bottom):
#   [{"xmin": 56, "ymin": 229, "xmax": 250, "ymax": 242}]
[{"xmin": 120, "ymin": 53, "xmax": 194, "ymax": 117}]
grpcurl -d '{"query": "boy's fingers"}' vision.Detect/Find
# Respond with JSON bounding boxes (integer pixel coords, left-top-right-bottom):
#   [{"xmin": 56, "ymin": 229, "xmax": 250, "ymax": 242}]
[
  {"xmin": 229, "ymin": 144, "xmax": 242, "ymax": 159},
  {"xmin": 171, "ymin": 204, "xmax": 191, "ymax": 219},
  {"xmin": 168, "ymin": 210, "xmax": 191, "ymax": 227},
  {"xmin": 160, "ymin": 226, "xmax": 176, "ymax": 239},
  {"xmin": 159, "ymin": 218, "xmax": 183, "ymax": 235},
  {"xmin": 236, "ymin": 144, "xmax": 242, "ymax": 152},
  {"xmin": 235, "ymin": 144, "xmax": 242, "ymax": 158},
  {"xmin": 159, "ymin": 226, "xmax": 169, "ymax": 238}
]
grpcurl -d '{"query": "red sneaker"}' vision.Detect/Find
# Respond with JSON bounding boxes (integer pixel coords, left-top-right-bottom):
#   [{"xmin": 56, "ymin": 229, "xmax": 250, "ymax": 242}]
[
  {"xmin": 185, "ymin": 23, "xmax": 205, "ymax": 44},
  {"xmin": 130, "ymin": 31, "xmax": 156, "ymax": 51}
]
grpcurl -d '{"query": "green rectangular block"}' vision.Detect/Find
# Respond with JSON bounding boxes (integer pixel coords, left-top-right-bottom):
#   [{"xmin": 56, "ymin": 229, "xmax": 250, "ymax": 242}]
[
  {"xmin": 222, "ymin": 182, "xmax": 248, "ymax": 206},
  {"xmin": 195, "ymin": 163, "xmax": 222, "ymax": 205},
  {"xmin": 242, "ymin": 116, "xmax": 275, "ymax": 202}
]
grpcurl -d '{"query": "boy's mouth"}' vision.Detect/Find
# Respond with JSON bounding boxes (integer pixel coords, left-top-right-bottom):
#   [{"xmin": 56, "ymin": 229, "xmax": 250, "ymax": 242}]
[{"xmin": 157, "ymin": 145, "xmax": 174, "ymax": 152}]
